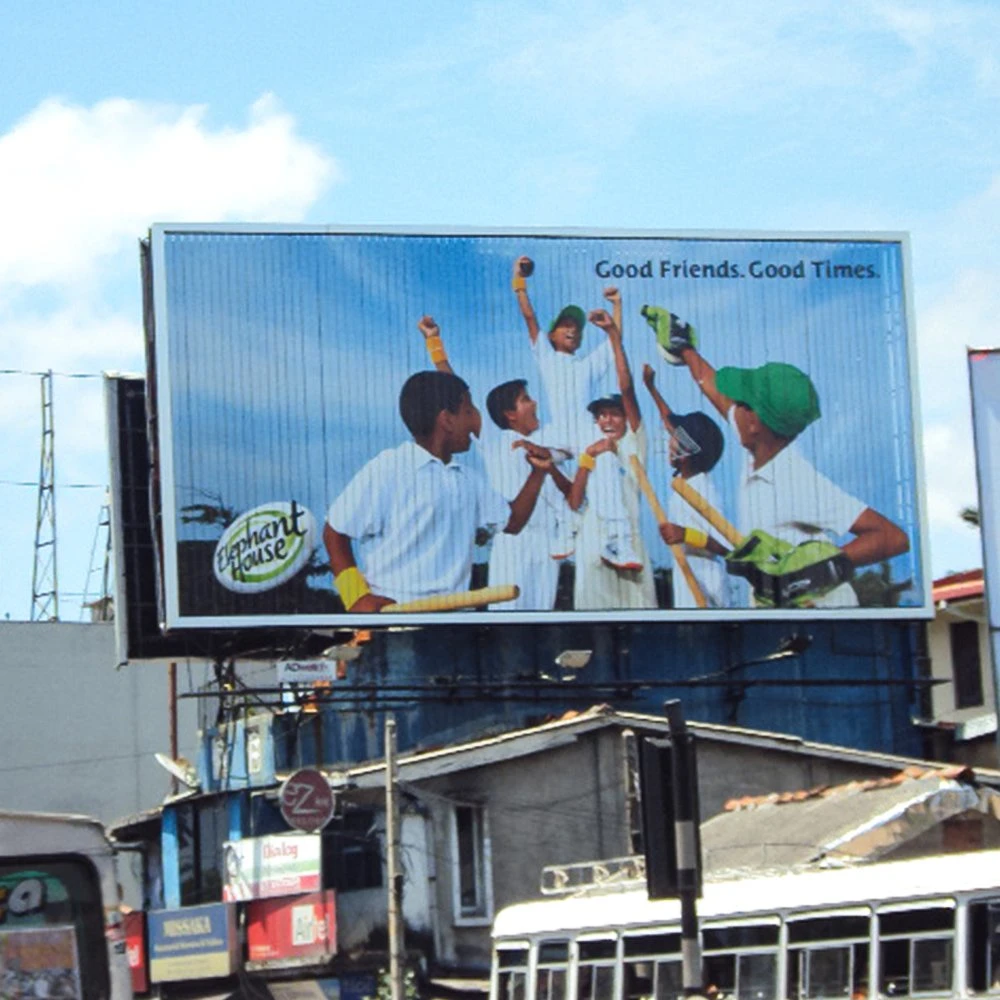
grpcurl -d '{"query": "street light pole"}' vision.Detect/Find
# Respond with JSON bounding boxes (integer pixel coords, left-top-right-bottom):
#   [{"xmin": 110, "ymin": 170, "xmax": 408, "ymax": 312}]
[{"xmin": 385, "ymin": 716, "xmax": 405, "ymax": 1000}]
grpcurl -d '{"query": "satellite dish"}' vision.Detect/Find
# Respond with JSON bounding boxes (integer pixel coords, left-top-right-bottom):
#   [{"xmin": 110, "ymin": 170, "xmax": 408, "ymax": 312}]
[{"xmin": 154, "ymin": 753, "xmax": 199, "ymax": 789}]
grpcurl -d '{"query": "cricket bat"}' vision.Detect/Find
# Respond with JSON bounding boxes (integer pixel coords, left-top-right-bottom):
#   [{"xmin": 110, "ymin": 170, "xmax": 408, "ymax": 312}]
[
  {"xmin": 380, "ymin": 584, "xmax": 520, "ymax": 613},
  {"xmin": 629, "ymin": 455, "xmax": 707, "ymax": 609},
  {"xmin": 671, "ymin": 476, "xmax": 743, "ymax": 547}
]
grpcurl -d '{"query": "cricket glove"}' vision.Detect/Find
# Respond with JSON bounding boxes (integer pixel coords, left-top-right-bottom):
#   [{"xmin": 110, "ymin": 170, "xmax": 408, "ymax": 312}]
[
  {"xmin": 641, "ymin": 305, "xmax": 697, "ymax": 365},
  {"xmin": 725, "ymin": 530, "xmax": 854, "ymax": 607}
]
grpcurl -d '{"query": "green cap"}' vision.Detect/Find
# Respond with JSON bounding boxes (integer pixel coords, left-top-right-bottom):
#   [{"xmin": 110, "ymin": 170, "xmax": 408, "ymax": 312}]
[
  {"xmin": 716, "ymin": 362, "xmax": 820, "ymax": 438},
  {"xmin": 548, "ymin": 305, "xmax": 586, "ymax": 334}
]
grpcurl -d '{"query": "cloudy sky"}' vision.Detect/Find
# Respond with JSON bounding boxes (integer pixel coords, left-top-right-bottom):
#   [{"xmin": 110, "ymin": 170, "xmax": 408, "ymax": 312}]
[{"xmin": 1, "ymin": 0, "xmax": 996, "ymax": 620}]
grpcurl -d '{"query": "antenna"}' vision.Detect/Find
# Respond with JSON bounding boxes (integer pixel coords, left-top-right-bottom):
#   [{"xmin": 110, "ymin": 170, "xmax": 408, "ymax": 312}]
[{"xmin": 31, "ymin": 370, "xmax": 58, "ymax": 621}]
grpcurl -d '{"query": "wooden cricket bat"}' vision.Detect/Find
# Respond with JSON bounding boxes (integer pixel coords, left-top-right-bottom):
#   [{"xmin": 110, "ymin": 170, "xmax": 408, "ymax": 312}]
[
  {"xmin": 629, "ymin": 455, "xmax": 707, "ymax": 609},
  {"xmin": 380, "ymin": 584, "xmax": 520, "ymax": 613},
  {"xmin": 671, "ymin": 476, "xmax": 743, "ymax": 547}
]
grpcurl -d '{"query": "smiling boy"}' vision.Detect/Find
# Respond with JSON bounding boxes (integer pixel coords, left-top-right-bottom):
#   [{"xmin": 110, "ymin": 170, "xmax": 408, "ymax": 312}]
[{"xmin": 324, "ymin": 365, "xmax": 551, "ymax": 612}]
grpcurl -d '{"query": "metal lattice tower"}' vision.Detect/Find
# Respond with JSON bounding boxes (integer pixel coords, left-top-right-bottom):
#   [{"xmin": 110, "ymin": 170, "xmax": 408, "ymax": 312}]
[
  {"xmin": 31, "ymin": 370, "xmax": 59, "ymax": 621},
  {"xmin": 81, "ymin": 493, "xmax": 113, "ymax": 622}
]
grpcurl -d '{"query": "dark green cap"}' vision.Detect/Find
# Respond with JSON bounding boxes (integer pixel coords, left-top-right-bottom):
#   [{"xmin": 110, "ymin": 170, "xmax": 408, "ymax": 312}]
[
  {"xmin": 548, "ymin": 305, "xmax": 586, "ymax": 334},
  {"xmin": 716, "ymin": 362, "xmax": 820, "ymax": 438}
]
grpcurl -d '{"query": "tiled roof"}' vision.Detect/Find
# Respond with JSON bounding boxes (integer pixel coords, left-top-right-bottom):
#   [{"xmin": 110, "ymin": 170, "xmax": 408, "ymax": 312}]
[{"xmin": 933, "ymin": 568, "xmax": 984, "ymax": 603}]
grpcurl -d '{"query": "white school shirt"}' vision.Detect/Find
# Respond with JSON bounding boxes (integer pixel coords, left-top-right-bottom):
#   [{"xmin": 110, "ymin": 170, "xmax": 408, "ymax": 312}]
[
  {"xmin": 531, "ymin": 335, "xmax": 614, "ymax": 450},
  {"xmin": 327, "ymin": 440, "xmax": 510, "ymax": 604},
  {"xmin": 731, "ymin": 423, "xmax": 867, "ymax": 608}
]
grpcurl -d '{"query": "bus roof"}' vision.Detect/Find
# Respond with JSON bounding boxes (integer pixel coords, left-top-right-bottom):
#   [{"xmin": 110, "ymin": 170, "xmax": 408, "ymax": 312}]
[
  {"xmin": 493, "ymin": 850, "xmax": 1000, "ymax": 940},
  {"xmin": 0, "ymin": 809, "xmax": 112, "ymax": 856}
]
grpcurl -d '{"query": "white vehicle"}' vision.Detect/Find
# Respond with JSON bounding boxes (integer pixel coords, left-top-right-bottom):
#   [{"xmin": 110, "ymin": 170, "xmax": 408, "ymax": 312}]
[
  {"xmin": 491, "ymin": 850, "xmax": 1000, "ymax": 999},
  {"xmin": 0, "ymin": 809, "xmax": 133, "ymax": 1000}
]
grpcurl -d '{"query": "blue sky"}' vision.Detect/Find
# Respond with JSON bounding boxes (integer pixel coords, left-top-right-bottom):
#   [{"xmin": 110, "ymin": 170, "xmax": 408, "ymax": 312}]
[{"xmin": 0, "ymin": 0, "xmax": 996, "ymax": 619}]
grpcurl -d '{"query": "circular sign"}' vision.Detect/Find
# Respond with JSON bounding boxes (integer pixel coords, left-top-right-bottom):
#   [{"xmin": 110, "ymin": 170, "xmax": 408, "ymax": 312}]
[{"xmin": 280, "ymin": 768, "xmax": 335, "ymax": 832}]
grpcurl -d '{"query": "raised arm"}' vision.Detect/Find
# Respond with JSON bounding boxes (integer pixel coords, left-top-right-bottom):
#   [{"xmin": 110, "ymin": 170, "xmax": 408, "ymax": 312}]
[
  {"xmin": 512, "ymin": 255, "xmax": 541, "ymax": 344},
  {"xmin": 681, "ymin": 346, "xmax": 733, "ymax": 420},
  {"xmin": 418, "ymin": 315, "xmax": 454, "ymax": 375},
  {"xmin": 504, "ymin": 457, "xmax": 550, "ymax": 533},
  {"xmin": 641, "ymin": 364, "xmax": 678, "ymax": 435},
  {"xmin": 589, "ymin": 305, "xmax": 641, "ymax": 433}
]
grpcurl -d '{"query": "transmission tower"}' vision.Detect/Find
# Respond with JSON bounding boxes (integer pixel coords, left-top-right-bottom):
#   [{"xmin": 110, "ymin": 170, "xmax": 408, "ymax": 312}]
[
  {"xmin": 81, "ymin": 493, "xmax": 113, "ymax": 622},
  {"xmin": 31, "ymin": 370, "xmax": 58, "ymax": 621}
]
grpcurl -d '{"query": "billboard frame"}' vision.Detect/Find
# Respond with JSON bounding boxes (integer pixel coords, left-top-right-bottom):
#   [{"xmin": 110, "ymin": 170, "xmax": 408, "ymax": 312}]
[{"xmin": 148, "ymin": 223, "xmax": 932, "ymax": 629}]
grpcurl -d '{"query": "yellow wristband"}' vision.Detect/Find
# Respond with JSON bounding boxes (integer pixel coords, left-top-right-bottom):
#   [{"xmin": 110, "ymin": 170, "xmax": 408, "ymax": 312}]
[
  {"xmin": 683, "ymin": 527, "xmax": 709, "ymax": 549},
  {"xmin": 334, "ymin": 566, "xmax": 371, "ymax": 610},
  {"xmin": 424, "ymin": 334, "xmax": 448, "ymax": 365},
  {"xmin": 512, "ymin": 275, "xmax": 527, "ymax": 293},
  {"xmin": 579, "ymin": 452, "xmax": 596, "ymax": 471}
]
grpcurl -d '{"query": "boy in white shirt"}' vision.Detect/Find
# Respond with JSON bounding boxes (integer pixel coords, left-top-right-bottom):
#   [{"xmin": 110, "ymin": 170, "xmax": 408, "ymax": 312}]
[
  {"xmin": 324, "ymin": 366, "xmax": 552, "ymax": 612},
  {"xmin": 646, "ymin": 306, "xmax": 910, "ymax": 608},
  {"xmin": 567, "ymin": 308, "xmax": 657, "ymax": 611}
]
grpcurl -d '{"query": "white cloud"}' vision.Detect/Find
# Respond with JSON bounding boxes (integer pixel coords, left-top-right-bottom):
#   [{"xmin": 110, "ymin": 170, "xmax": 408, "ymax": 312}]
[{"xmin": 0, "ymin": 94, "xmax": 336, "ymax": 291}]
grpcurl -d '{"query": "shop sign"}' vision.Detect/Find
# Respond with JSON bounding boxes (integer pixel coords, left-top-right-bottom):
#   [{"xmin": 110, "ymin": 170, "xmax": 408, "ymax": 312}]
[
  {"xmin": 148, "ymin": 902, "xmax": 237, "ymax": 982},
  {"xmin": 246, "ymin": 890, "xmax": 337, "ymax": 968}
]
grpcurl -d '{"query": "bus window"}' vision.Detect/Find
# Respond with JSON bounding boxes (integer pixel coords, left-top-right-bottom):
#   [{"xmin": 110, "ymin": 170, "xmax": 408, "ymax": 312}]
[
  {"xmin": 967, "ymin": 900, "xmax": 1000, "ymax": 994},
  {"xmin": 536, "ymin": 939, "xmax": 569, "ymax": 1000},
  {"xmin": 622, "ymin": 933, "xmax": 681, "ymax": 1000},
  {"xmin": 703, "ymin": 923, "xmax": 780, "ymax": 1000},
  {"xmin": 496, "ymin": 946, "xmax": 529, "ymax": 1000},
  {"xmin": 877, "ymin": 906, "xmax": 953, "ymax": 997},
  {"xmin": 787, "ymin": 915, "xmax": 870, "ymax": 999},
  {"xmin": 576, "ymin": 938, "xmax": 615, "ymax": 1000},
  {"xmin": 0, "ymin": 858, "xmax": 110, "ymax": 1000}
]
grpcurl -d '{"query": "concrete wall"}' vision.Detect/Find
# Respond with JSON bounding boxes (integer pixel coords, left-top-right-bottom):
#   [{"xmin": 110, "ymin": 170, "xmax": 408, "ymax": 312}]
[
  {"xmin": 0, "ymin": 621, "xmax": 205, "ymax": 825},
  {"xmin": 927, "ymin": 598, "xmax": 994, "ymax": 724}
]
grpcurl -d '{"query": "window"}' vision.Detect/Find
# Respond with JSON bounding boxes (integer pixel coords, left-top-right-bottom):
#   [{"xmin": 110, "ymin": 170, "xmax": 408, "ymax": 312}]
[
  {"xmin": 536, "ymin": 940, "xmax": 569, "ymax": 1000},
  {"xmin": 452, "ymin": 804, "xmax": 491, "ymax": 921},
  {"xmin": 967, "ymin": 899, "xmax": 1000, "ymax": 994},
  {"xmin": 0, "ymin": 857, "xmax": 110, "ymax": 1000},
  {"xmin": 878, "ymin": 906, "xmax": 954, "ymax": 996},
  {"xmin": 322, "ymin": 810, "xmax": 382, "ymax": 892},
  {"xmin": 175, "ymin": 797, "xmax": 229, "ymax": 905},
  {"xmin": 950, "ymin": 620, "xmax": 984, "ymax": 709},
  {"xmin": 576, "ymin": 938, "xmax": 616, "ymax": 999},
  {"xmin": 495, "ymin": 947, "xmax": 528, "ymax": 1000},
  {"xmin": 702, "ymin": 922, "xmax": 780, "ymax": 1000},
  {"xmin": 788, "ymin": 914, "xmax": 870, "ymax": 999},
  {"xmin": 623, "ymin": 932, "xmax": 682, "ymax": 1000}
]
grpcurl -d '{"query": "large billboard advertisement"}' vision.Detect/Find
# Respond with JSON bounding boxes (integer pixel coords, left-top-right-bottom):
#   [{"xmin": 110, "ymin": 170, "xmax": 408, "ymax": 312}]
[
  {"xmin": 968, "ymin": 348, "xmax": 1000, "ymax": 723},
  {"xmin": 149, "ymin": 226, "xmax": 929, "ymax": 628}
]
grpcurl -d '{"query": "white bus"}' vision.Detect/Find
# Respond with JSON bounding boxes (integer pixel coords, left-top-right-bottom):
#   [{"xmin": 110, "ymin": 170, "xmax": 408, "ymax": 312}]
[
  {"xmin": 0, "ymin": 809, "xmax": 133, "ymax": 1000},
  {"xmin": 491, "ymin": 850, "xmax": 1000, "ymax": 1000}
]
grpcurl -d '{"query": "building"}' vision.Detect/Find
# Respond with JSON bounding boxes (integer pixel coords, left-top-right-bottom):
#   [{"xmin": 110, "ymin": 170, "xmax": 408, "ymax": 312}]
[
  {"xmin": 920, "ymin": 569, "xmax": 997, "ymax": 767},
  {"xmin": 110, "ymin": 705, "xmax": 1000, "ymax": 995}
]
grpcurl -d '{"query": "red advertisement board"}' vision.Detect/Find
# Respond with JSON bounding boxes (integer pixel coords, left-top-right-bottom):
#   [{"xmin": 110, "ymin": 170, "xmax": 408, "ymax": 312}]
[
  {"xmin": 124, "ymin": 911, "xmax": 148, "ymax": 994},
  {"xmin": 246, "ymin": 890, "xmax": 337, "ymax": 966}
]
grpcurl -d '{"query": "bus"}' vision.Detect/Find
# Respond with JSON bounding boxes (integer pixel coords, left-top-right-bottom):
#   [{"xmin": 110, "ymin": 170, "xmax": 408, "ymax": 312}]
[
  {"xmin": 490, "ymin": 850, "xmax": 1000, "ymax": 1000},
  {"xmin": 0, "ymin": 809, "xmax": 133, "ymax": 1000}
]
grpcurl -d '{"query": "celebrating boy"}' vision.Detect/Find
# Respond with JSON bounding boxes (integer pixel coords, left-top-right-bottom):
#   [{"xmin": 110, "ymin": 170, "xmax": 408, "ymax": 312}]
[
  {"xmin": 324, "ymin": 360, "xmax": 552, "ymax": 612},
  {"xmin": 643, "ymin": 307, "xmax": 909, "ymax": 608},
  {"xmin": 417, "ymin": 315, "xmax": 573, "ymax": 610},
  {"xmin": 567, "ymin": 300, "xmax": 657, "ymax": 610}
]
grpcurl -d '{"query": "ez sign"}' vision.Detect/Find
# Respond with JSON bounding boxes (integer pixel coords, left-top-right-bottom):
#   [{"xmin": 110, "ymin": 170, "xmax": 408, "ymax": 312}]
[{"xmin": 279, "ymin": 768, "xmax": 335, "ymax": 833}]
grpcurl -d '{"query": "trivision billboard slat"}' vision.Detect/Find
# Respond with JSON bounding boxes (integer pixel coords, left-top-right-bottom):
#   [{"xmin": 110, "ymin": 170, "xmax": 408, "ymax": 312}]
[{"xmin": 148, "ymin": 226, "xmax": 930, "ymax": 628}]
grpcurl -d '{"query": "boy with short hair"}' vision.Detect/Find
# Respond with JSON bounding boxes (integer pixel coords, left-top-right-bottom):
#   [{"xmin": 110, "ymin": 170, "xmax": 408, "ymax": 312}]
[
  {"xmin": 567, "ymin": 306, "xmax": 657, "ymax": 610},
  {"xmin": 419, "ymin": 315, "xmax": 573, "ymax": 609},
  {"xmin": 644, "ymin": 307, "xmax": 910, "ymax": 608},
  {"xmin": 641, "ymin": 363, "xmax": 730, "ymax": 608},
  {"xmin": 324, "ymin": 364, "xmax": 551, "ymax": 612}
]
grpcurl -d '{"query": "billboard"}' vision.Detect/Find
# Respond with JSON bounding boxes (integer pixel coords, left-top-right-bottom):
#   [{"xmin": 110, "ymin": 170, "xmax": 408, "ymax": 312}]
[
  {"xmin": 222, "ymin": 834, "xmax": 322, "ymax": 902},
  {"xmin": 246, "ymin": 890, "xmax": 337, "ymax": 968},
  {"xmin": 148, "ymin": 226, "xmax": 929, "ymax": 627},
  {"xmin": 968, "ymin": 348, "xmax": 1000, "ymax": 724},
  {"xmin": 147, "ymin": 903, "xmax": 237, "ymax": 982}
]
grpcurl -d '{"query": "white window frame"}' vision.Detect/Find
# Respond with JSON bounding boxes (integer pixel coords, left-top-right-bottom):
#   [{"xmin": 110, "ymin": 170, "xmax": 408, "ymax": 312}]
[{"xmin": 450, "ymin": 802, "xmax": 494, "ymax": 926}]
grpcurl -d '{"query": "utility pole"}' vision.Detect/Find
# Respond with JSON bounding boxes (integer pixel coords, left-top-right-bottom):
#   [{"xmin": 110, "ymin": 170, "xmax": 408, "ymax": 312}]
[
  {"xmin": 385, "ymin": 715, "xmax": 405, "ymax": 1000},
  {"xmin": 31, "ymin": 370, "xmax": 58, "ymax": 621}
]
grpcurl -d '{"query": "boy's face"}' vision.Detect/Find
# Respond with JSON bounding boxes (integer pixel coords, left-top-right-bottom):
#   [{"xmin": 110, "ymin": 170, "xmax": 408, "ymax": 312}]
[
  {"xmin": 732, "ymin": 402, "xmax": 763, "ymax": 450},
  {"xmin": 548, "ymin": 319, "xmax": 582, "ymax": 355},
  {"xmin": 594, "ymin": 404, "xmax": 627, "ymax": 441},
  {"xmin": 504, "ymin": 389, "xmax": 540, "ymax": 435},
  {"xmin": 441, "ymin": 392, "xmax": 482, "ymax": 453}
]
